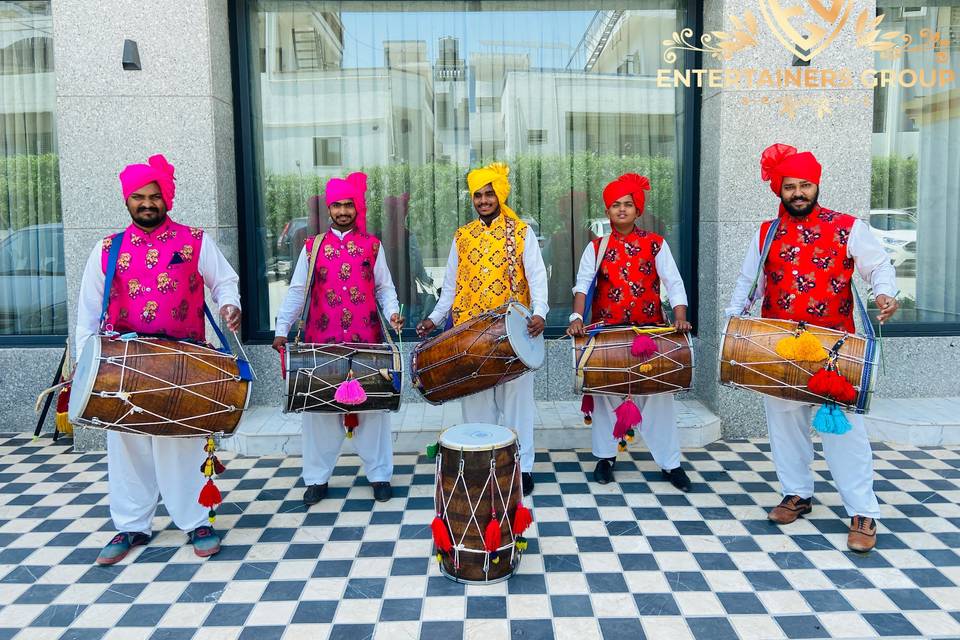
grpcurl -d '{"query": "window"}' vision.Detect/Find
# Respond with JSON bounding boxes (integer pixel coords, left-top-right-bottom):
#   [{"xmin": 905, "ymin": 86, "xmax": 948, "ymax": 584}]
[
  {"xmin": 870, "ymin": 0, "xmax": 960, "ymax": 333},
  {"xmin": 234, "ymin": 0, "xmax": 698, "ymax": 339},
  {"xmin": 0, "ymin": 2, "xmax": 66, "ymax": 340}
]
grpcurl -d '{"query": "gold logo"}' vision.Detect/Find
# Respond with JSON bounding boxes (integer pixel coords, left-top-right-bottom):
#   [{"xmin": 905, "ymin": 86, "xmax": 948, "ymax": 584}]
[{"xmin": 758, "ymin": 0, "xmax": 853, "ymax": 61}]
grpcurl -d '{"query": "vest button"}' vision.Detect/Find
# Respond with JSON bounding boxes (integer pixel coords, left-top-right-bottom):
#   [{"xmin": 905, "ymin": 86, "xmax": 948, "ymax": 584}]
[
  {"xmin": 147, "ymin": 243, "xmax": 153, "ymax": 247},
  {"xmin": 145, "ymin": 287, "xmax": 151, "ymax": 292},
  {"xmin": 342, "ymin": 286, "xmax": 347, "ymax": 291}
]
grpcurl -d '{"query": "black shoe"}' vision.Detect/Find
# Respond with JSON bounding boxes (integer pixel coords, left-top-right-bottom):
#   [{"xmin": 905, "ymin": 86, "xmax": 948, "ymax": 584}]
[
  {"xmin": 522, "ymin": 472, "xmax": 534, "ymax": 497},
  {"xmin": 303, "ymin": 483, "xmax": 328, "ymax": 506},
  {"xmin": 662, "ymin": 466, "xmax": 691, "ymax": 492},
  {"xmin": 371, "ymin": 482, "xmax": 393, "ymax": 502},
  {"xmin": 593, "ymin": 458, "xmax": 615, "ymax": 485}
]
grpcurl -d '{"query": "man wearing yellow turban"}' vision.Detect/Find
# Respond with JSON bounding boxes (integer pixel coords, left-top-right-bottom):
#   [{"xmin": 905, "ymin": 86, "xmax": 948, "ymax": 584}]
[{"xmin": 417, "ymin": 162, "xmax": 549, "ymax": 496}]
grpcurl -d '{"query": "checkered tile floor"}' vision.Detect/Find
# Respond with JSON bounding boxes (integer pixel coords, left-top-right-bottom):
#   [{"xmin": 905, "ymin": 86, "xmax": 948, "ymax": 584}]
[{"xmin": 2, "ymin": 433, "xmax": 960, "ymax": 640}]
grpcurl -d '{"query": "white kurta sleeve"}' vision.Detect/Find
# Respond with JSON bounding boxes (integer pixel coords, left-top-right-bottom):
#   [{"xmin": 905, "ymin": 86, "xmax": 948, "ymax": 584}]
[
  {"xmin": 274, "ymin": 247, "xmax": 309, "ymax": 337},
  {"xmin": 522, "ymin": 226, "xmax": 550, "ymax": 319},
  {"xmin": 655, "ymin": 240, "xmax": 688, "ymax": 308},
  {"xmin": 427, "ymin": 238, "xmax": 458, "ymax": 326},
  {"xmin": 724, "ymin": 228, "xmax": 764, "ymax": 317},
  {"xmin": 572, "ymin": 243, "xmax": 596, "ymax": 296},
  {"xmin": 373, "ymin": 249, "xmax": 400, "ymax": 319},
  {"xmin": 198, "ymin": 235, "xmax": 241, "ymax": 311},
  {"xmin": 848, "ymin": 219, "xmax": 898, "ymax": 299},
  {"xmin": 75, "ymin": 244, "xmax": 106, "ymax": 356}
]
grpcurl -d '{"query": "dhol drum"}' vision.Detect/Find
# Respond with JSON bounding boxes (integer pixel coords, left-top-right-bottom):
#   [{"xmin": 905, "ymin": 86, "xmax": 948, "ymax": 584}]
[
  {"xmin": 719, "ymin": 316, "xmax": 876, "ymax": 413},
  {"xmin": 412, "ymin": 301, "xmax": 544, "ymax": 404},
  {"xmin": 68, "ymin": 335, "xmax": 252, "ymax": 436},
  {"xmin": 283, "ymin": 342, "xmax": 402, "ymax": 413},
  {"xmin": 573, "ymin": 325, "xmax": 693, "ymax": 397},
  {"xmin": 433, "ymin": 423, "xmax": 529, "ymax": 583}
]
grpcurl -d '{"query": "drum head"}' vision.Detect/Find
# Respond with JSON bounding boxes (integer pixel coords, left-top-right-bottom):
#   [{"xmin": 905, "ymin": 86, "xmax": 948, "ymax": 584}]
[
  {"xmin": 68, "ymin": 336, "xmax": 101, "ymax": 423},
  {"xmin": 440, "ymin": 423, "xmax": 516, "ymax": 450},
  {"xmin": 504, "ymin": 303, "xmax": 545, "ymax": 369}
]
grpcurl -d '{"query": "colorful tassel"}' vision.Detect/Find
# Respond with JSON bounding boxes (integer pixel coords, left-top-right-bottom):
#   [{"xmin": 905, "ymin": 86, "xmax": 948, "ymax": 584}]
[
  {"xmin": 581, "ymin": 394, "xmax": 594, "ymax": 425},
  {"xmin": 484, "ymin": 517, "xmax": 502, "ymax": 553},
  {"xmin": 808, "ymin": 368, "xmax": 857, "ymax": 404},
  {"xmin": 426, "ymin": 442, "xmax": 439, "ymax": 459},
  {"xmin": 334, "ymin": 374, "xmax": 367, "ymax": 405},
  {"xmin": 639, "ymin": 363, "xmax": 653, "ymax": 374},
  {"xmin": 630, "ymin": 334, "xmax": 658, "ymax": 360},
  {"xmin": 813, "ymin": 403, "xmax": 852, "ymax": 435},
  {"xmin": 512, "ymin": 503, "xmax": 533, "ymax": 535},
  {"xmin": 516, "ymin": 536, "xmax": 528, "ymax": 552},
  {"xmin": 431, "ymin": 516, "xmax": 453, "ymax": 553},
  {"xmin": 775, "ymin": 331, "xmax": 828, "ymax": 362},
  {"xmin": 344, "ymin": 412, "xmax": 358, "ymax": 438},
  {"xmin": 613, "ymin": 397, "xmax": 642, "ymax": 440},
  {"xmin": 198, "ymin": 478, "xmax": 222, "ymax": 508},
  {"xmin": 55, "ymin": 383, "xmax": 72, "ymax": 435}
]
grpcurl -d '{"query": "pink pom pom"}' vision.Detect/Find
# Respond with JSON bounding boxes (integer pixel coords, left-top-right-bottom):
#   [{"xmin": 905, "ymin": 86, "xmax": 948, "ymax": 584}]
[
  {"xmin": 631, "ymin": 334, "xmax": 658, "ymax": 360},
  {"xmin": 334, "ymin": 377, "xmax": 367, "ymax": 405},
  {"xmin": 613, "ymin": 397, "xmax": 642, "ymax": 439}
]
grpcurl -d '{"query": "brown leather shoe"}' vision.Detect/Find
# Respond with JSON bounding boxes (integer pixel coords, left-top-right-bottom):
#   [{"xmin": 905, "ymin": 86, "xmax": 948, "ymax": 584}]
[
  {"xmin": 847, "ymin": 516, "xmax": 877, "ymax": 552},
  {"xmin": 768, "ymin": 495, "xmax": 813, "ymax": 524}
]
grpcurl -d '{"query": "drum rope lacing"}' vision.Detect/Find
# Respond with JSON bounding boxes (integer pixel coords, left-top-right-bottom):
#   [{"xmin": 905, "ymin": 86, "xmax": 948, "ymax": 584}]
[
  {"xmin": 434, "ymin": 450, "xmax": 521, "ymax": 577},
  {"xmin": 88, "ymin": 338, "xmax": 242, "ymax": 436},
  {"xmin": 289, "ymin": 344, "xmax": 401, "ymax": 413},
  {"xmin": 576, "ymin": 329, "xmax": 691, "ymax": 395}
]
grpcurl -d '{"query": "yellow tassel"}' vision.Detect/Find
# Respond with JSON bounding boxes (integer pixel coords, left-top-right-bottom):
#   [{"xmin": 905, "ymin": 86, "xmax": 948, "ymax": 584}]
[
  {"xmin": 516, "ymin": 539, "xmax": 528, "ymax": 551},
  {"xmin": 626, "ymin": 434, "xmax": 634, "ymax": 442},
  {"xmin": 639, "ymin": 364, "xmax": 653, "ymax": 373},
  {"xmin": 55, "ymin": 413, "xmax": 73, "ymax": 435},
  {"xmin": 793, "ymin": 331, "xmax": 828, "ymax": 362},
  {"xmin": 775, "ymin": 336, "xmax": 797, "ymax": 360},
  {"xmin": 436, "ymin": 552, "xmax": 442, "ymax": 564},
  {"xmin": 492, "ymin": 556, "xmax": 500, "ymax": 564},
  {"xmin": 618, "ymin": 442, "xmax": 627, "ymax": 452}
]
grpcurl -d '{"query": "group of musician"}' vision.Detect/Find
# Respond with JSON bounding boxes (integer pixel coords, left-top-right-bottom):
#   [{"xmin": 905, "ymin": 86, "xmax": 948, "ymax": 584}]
[{"xmin": 74, "ymin": 143, "xmax": 899, "ymax": 567}]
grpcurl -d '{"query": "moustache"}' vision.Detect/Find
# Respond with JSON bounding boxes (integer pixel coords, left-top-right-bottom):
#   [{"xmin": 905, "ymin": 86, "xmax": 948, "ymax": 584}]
[{"xmin": 137, "ymin": 207, "xmax": 160, "ymax": 214}]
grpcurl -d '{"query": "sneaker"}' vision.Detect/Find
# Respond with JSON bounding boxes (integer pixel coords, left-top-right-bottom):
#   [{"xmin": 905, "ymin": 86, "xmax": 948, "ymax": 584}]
[
  {"xmin": 593, "ymin": 458, "xmax": 615, "ymax": 485},
  {"xmin": 96, "ymin": 531, "xmax": 150, "ymax": 565},
  {"xmin": 190, "ymin": 526, "xmax": 221, "ymax": 558},
  {"xmin": 847, "ymin": 515, "xmax": 878, "ymax": 552},
  {"xmin": 662, "ymin": 466, "xmax": 691, "ymax": 492},
  {"xmin": 372, "ymin": 482, "xmax": 393, "ymax": 502},
  {"xmin": 768, "ymin": 495, "xmax": 813, "ymax": 524},
  {"xmin": 521, "ymin": 472, "xmax": 534, "ymax": 497},
  {"xmin": 303, "ymin": 483, "xmax": 328, "ymax": 506}
]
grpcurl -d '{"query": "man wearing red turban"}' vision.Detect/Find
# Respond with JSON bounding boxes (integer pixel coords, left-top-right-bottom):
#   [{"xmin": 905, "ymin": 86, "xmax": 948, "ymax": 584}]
[
  {"xmin": 568, "ymin": 174, "xmax": 692, "ymax": 489},
  {"xmin": 726, "ymin": 144, "xmax": 899, "ymax": 552},
  {"xmin": 75, "ymin": 154, "xmax": 242, "ymax": 564}
]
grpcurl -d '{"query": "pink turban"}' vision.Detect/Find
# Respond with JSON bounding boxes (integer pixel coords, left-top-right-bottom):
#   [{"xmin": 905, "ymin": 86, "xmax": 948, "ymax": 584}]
[
  {"xmin": 603, "ymin": 173, "xmax": 651, "ymax": 212},
  {"xmin": 325, "ymin": 172, "xmax": 368, "ymax": 232},
  {"xmin": 760, "ymin": 143, "xmax": 822, "ymax": 195},
  {"xmin": 119, "ymin": 154, "xmax": 176, "ymax": 211}
]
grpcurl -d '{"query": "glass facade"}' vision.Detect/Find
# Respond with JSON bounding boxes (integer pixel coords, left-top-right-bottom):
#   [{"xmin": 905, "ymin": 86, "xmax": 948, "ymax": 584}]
[
  {"xmin": 870, "ymin": 0, "xmax": 960, "ymax": 328},
  {"xmin": 238, "ymin": 0, "xmax": 696, "ymax": 336},
  {"xmin": 0, "ymin": 1, "xmax": 64, "ymax": 338}
]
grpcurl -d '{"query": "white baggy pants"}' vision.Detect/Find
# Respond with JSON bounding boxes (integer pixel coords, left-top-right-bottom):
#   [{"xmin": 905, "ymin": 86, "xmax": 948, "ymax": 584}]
[
  {"xmin": 589, "ymin": 393, "xmax": 682, "ymax": 470},
  {"xmin": 460, "ymin": 372, "xmax": 536, "ymax": 472},
  {"xmin": 107, "ymin": 431, "xmax": 210, "ymax": 535},
  {"xmin": 301, "ymin": 413, "xmax": 393, "ymax": 486},
  {"xmin": 764, "ymin": 396, "xmax": 880, "ymax": 518}
]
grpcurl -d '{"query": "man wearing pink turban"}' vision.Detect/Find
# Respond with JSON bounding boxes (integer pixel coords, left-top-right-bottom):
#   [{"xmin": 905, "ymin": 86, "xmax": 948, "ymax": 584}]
[
  {"xmin": 74, "ymin": 153, "xmax": 242, "ymax": 564},
  {"xmin": 273, "ymin": 172, "xmax": 403, "ymax": 505},
  {"xmin": 726, "ymin": 144, "xmax": 899, "ymax": 552}
]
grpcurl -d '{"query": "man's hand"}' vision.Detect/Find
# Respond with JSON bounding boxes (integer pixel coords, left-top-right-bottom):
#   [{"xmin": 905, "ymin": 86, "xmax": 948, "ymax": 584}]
[
  {"xmin": 416, "ymin": 318, "xmax": 436, "ymax": 338},
  {"xmin": 674, "ymin": 319, "xmax": 692, "ymax": 333},
  {"xmin": 389, "ymin": 313, "xmax": 405, "ymax": 333},
  {"xmin": 566, "ymin": 319, "xmax": 586, "ymax": 337},
  {"xmin": 527, "ymin": 315, "xmax": 545, "ymax": 338},
  {"xmin": 220, "ymin": 304, "xmax": 241, "ymax": 332},
  {"xmin": 875, "ymin": 294, "xmax": 899, "ymax": 324},
  {"xmin": 272, "ymin": 336, "xmax": 287, "ymax": 353}
]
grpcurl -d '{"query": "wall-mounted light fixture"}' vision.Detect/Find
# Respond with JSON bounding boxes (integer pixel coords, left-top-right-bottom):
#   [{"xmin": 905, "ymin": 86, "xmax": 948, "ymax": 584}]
[{"xmin": 122, "ymin": 39, "xmax": 141, "ymax": 71}]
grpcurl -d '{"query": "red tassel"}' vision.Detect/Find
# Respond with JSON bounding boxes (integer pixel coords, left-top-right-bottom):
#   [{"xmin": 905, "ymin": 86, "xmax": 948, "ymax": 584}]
[
  {"xmin": 581, "ymin": 394, "xmax": 594, "ymax": 424},
  {"xmin": 55, "ymin": 383, "xmax": 70, "ymax": 413},
  {"xmin": 211, "ymin": 456, "xmax": 226, "ymax": 475},
  {"xmin": 613, "ymin": 397, "xmax": 642, "ymax": 440},
  {"xmin": 512, "ymin": 503, "xmax": 533, "ymax": 535},
  {"xmin": 484, "ymin": 517, "xmax": 502, "ymax": 553},
  {"xmin": 807, "ymin": 368, "xmax": 833, "ymax": 395},
  {"xmin": 431, "ymin": 516, "xmax": 453, "ymax": 553},
  {"xmin": 344, "ymin": 413, "xmax": 359, "ymax": 428},
  {"xmin": 630, "ymin": 334, "xmax": 658, "ymax": 360},
  {"xmin": 808, "ymin": 368, "xmax": 857, "ymax": 404},
  {"xmin": 198, "ymin": 479, "xmax": 222, "ymax": 508}
]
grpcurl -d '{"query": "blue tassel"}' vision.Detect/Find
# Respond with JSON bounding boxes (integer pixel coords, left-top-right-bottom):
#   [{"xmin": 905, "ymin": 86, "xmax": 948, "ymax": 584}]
[
  {"xmin": 829, "ymin": 404, "xmax": 851, "ymax": 435},
  {"xmin": 813, "ymin": 403, "xmax": 851, "ymax": 435},
  {"xmin": 391, "ymin": 371, "xmax": 402, "ymax": 392}
]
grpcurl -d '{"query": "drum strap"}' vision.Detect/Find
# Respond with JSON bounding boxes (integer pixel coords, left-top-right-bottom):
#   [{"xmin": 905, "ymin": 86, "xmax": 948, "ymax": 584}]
[
  {"xmin": 581, "ymin": 235, "xmax": 611, "ymax": 324},
  {"xmin": 99, "ymin": 232, "xmax": 125, "ymax": 329},
  {"xmin": 504, "ymin": 216, "xmax": 521, "ymax": 299},
  {"xmin": 742, "ymin": 218, "xmax": 781, "ymax": 315},
  {"xmin": 296, "ymin": 234, "xmax": 324, "ymax": 343}
]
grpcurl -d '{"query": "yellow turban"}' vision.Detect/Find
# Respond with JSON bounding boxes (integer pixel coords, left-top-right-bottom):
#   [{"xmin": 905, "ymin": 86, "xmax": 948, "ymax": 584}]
[{"xmin": 466, "ymin": 162, "xmax": 520, "ymax": 220}]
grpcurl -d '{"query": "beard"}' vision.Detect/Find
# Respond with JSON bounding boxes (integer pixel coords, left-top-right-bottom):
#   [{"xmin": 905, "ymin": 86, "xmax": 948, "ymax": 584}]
[{"xmin": 781, "ymin": 189, "xmax": 818, "ymax": 217}]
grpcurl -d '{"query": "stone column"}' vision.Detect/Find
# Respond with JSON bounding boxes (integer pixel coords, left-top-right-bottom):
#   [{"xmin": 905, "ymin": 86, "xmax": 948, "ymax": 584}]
[{"xmin": 53, "ymin": 0, "xmax": 237, "ymax": 450}]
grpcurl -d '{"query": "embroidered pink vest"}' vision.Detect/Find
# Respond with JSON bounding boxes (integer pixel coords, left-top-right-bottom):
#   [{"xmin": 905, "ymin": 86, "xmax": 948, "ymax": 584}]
[
  {"xmin": 101, "ymin": 219, "xmax": 206, "ymax": 341},
  {"xmin": 304, "ymin": 230, "xmax": 383, "ymax": 344}
]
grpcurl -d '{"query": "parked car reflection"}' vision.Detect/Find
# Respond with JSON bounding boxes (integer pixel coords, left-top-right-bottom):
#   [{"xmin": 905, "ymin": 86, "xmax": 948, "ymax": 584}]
[
  {"xmin": 869, "ymin": 208, "xmax": 917, "ymax": 276},
  {"xmin": 0, "ymin": 223, "xmax": 67, "ymax": 335}
]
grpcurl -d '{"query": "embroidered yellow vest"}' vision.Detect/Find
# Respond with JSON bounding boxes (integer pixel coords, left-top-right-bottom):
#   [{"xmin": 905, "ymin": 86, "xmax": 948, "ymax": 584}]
[{"xmin": 451, "ymin": 214, "xmax": 530, "ymax": 325}]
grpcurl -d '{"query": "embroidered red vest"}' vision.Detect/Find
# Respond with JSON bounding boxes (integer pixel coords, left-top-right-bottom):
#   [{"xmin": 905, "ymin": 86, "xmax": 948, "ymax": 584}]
[
  {"xmin": 304, "ymin": 230, "xmax": 383, "ymax": 344},
  {"xmin": 100, "ymin": 219, "xmax": 206, "ymax": 340},
  {"xmin": 760, "ymin": 205, "xmax": 856, "ymax": 333},
  {"xmin": 590, "ymin": 228, "xmax": 666, "ymax": 325}
]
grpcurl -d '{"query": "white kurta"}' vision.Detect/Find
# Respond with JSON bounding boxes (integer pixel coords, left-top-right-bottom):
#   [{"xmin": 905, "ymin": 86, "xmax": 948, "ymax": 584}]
[
  {"xmin": 74, "ymin": 225, "xmax": 241, "ymax": 535},
  {"xmin": 275, "ymin": 228, "xmax": 400, "ymax": 486},
  {"xmin": 573, "ymin": 236, "xmax": 688, "ymax": 467},
  {"xmin": 426, "ymin": 220, "xmax": 550, "ymax": 473},
  {"xmin": 725, "ymin": 215, "xmax": 896, "ymax": 518}
]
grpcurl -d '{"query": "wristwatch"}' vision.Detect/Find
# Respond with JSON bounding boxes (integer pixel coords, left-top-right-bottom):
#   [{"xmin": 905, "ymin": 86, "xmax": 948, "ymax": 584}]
[{"xmin": 568, "ymin": 312, "xmax": 583, "ymax": 323}]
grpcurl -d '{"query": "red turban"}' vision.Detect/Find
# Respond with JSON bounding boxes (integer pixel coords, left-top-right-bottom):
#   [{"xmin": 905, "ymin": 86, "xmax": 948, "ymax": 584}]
[
  {"xmin": 119, "ymin": 154, "xmax": 176, "ymax": 211},
  {"xmin": 602, "ymin": 173, "xmax": 651, "ymax": 212},
  {"xmin": 760, "ymin": 143, "xmax": 822, "ymax": 195}
]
